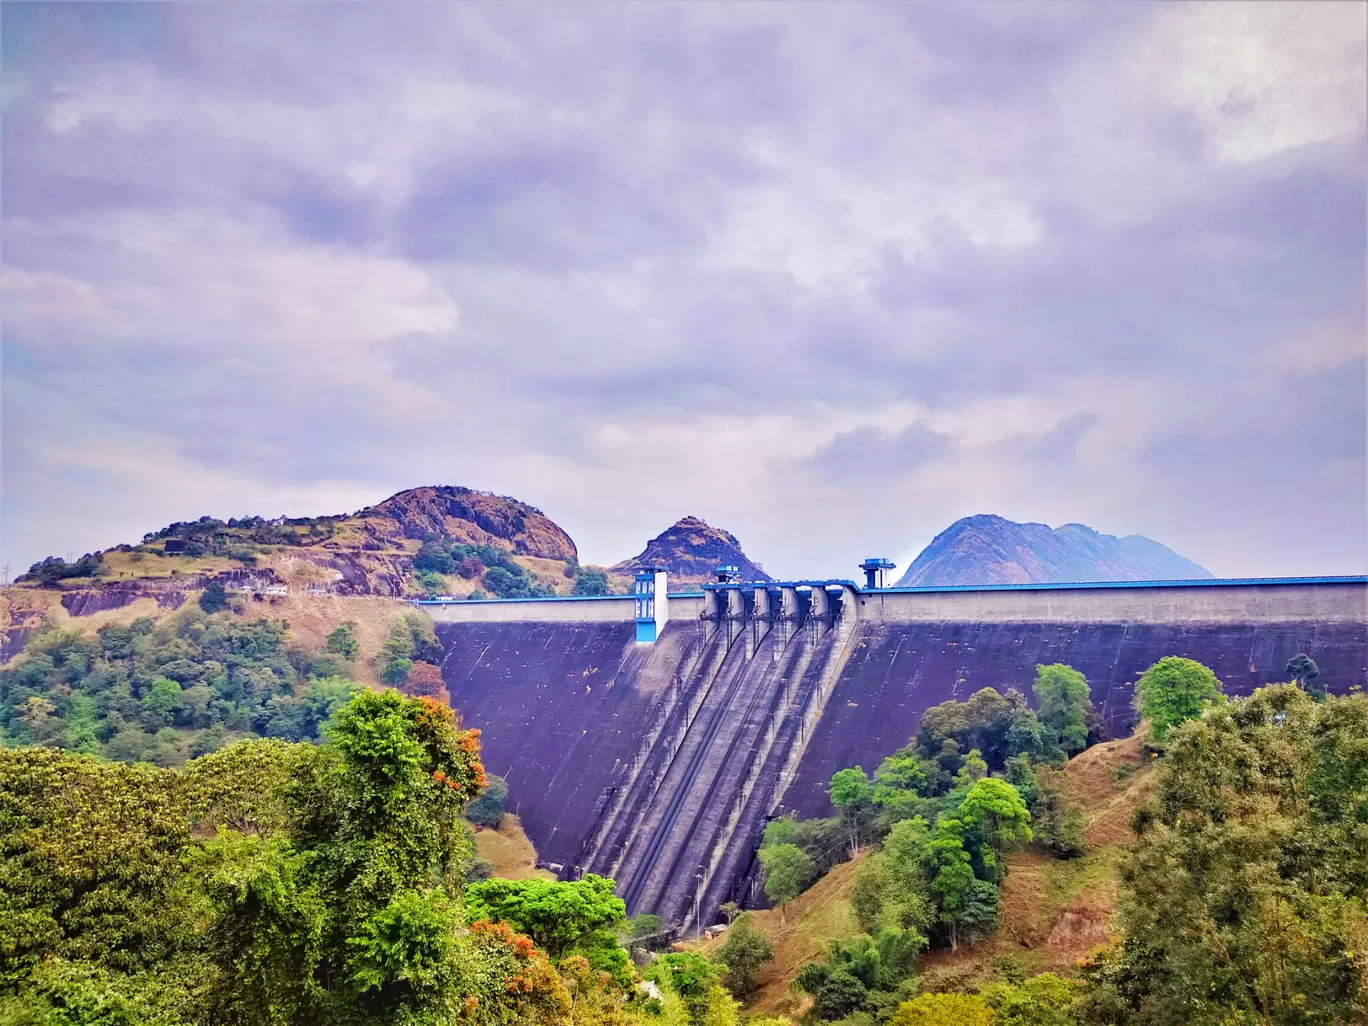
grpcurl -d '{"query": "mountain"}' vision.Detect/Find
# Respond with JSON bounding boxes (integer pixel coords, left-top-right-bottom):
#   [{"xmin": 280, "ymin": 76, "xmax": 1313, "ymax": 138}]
[
  {"xmin": 9, "ymin": 485, "xmax": 580, "ymax": 603},
  {"xmin": 896, "ymin": 514, "xmax": 1212, "ymax": 587},
  {"xmin": 612, "ymin": 516, "xmax": 773, "ymax": 585},
  {"xmin": 357, "ymin": 486, "xmax": 576, "ymax": 561}
]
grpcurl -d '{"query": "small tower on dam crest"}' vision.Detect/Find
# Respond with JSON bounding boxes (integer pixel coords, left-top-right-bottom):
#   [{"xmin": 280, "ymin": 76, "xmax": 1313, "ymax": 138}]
[
  {"xmin": 859, "ymin": 557, "xmax": 897, "ymax": 590},
  {"xmin": 634, "ymin": 566, "xmax": 669, "ymax": 643}
]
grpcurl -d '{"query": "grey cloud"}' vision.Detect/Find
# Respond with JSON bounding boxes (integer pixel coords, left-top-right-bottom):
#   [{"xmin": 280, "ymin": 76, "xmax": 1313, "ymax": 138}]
[
  {"xmin": 807, "ymin": 424, "xmax": 953, "ymax": 482},
  {"xmin": 2, "ymin": 1, "xmax": 1364, "ymax": 577}
]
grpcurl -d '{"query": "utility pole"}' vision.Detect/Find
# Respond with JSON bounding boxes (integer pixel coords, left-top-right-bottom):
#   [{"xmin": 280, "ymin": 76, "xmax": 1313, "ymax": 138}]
[{"xmin": 695, "ymin": 866, "xmax": 705, "ymax": 941}]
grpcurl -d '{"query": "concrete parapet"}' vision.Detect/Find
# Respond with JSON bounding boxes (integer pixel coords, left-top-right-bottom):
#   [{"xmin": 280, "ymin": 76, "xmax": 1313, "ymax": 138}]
[{"xmin": 855, "ymin": 580, "xmax": 1368, "ymax": 625}]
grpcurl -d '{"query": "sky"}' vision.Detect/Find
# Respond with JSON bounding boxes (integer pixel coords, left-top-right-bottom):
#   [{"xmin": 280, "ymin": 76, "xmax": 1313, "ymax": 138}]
[{"xmin": 2, "ymin": 1, "xmax": 1366, "ymax": 582}]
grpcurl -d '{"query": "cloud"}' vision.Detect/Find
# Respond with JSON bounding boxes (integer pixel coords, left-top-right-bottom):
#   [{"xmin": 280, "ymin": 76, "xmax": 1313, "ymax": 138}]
[{"xmin": 1, "ymin": 1, "xmax": 1364, "ymax": 580}]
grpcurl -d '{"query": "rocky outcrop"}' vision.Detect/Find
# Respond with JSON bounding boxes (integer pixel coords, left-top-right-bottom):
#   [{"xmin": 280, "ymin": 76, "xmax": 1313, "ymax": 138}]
[
  {"xmin": 613, "ymin": 516, "xmax": 772, "ymax": 584},
  {"xmin": 897, "ymin": 515, "xmax": 1212, "ymax": 587},
  {"xmin": 359, "ymin": 486, "xmax": 577, "ymax": 561}
]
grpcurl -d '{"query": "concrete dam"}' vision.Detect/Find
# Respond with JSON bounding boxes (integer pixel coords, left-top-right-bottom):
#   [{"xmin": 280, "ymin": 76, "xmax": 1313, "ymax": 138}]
[{"xmin": 430, "ymin": 574, "xmax": 1368, "ymax": 929}]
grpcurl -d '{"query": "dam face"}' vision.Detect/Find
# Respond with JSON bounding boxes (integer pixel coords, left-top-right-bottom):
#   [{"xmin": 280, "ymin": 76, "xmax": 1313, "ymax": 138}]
[{"xmin": 433, "ymin": 578, "xmax": 1368, "ymax": 928}]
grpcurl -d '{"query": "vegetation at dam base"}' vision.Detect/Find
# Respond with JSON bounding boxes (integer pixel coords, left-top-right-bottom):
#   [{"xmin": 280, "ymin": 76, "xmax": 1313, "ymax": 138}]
[
  {"xmin": 3, "ymin": 679, "xmax": 1362, "ymax": 1025},
  {"xmin": 734, "ymin": 666, "xmax": 1366, "ymax": 1025}
]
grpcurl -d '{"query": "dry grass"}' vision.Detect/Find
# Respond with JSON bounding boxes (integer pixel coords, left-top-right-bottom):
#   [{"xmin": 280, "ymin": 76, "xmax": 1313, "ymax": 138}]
[
  {"xmin": 100, "ymin": 549, "xmax": 240, "ymax": 579},
  {"xmin": 692, "ymin": 854, "xmax": 868, "ymax": 1016},
  {"xmin": 1059, "ymin": 732, "xmax": 1159, "ymax": 849},
  {"xmin": 475, "ymin": 815, "xmax": 555, "ymax": 881},
  {"xmin": 259, "ymin": 592, "xmax": 419, "ymax": 686},
  {"xmin": 2, "ymin": 587, "xmax": 171, "ymax": 664}
]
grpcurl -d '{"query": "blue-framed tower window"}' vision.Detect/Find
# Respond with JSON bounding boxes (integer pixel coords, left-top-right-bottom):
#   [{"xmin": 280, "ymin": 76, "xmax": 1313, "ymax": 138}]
[{"xmin": 635, "ymin": 567, "xmax": 669, "ymax": 642}]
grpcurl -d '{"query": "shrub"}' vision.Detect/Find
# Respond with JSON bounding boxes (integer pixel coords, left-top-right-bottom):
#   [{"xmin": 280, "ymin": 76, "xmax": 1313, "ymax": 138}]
[
  {"xmin": 199, "ymin": 580, "xmax": 229, "ymax": 613},
  {"xmin": 466, "ymin": 774, "xmax": 509, "ymax": 828}
]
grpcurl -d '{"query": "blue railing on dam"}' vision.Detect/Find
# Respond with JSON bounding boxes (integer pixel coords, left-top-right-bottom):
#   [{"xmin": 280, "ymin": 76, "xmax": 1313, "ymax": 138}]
[
  {"xmin": 411, "ymin": 592, "xmax": 706, "ymax": 606},
  {"xmin": 866, "ymin": 575, "xmax": 1368, "ymax": 594}
]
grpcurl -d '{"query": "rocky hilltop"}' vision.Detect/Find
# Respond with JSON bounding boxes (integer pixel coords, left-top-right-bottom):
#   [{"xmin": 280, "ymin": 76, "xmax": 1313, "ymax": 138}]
[
  {"xmin": 896, "ymin": 514, "xmax": 1212, "ymax": 587},
  {"xmin": 357, "ymin": 486, "xmax": 576, "ymax": 561},
  {"xmin": 5, "ymin": 486, "xmax": 583, "ymax": 625},
  {"xmin": 613, "ymin": 516, "xmax": 773, "ymax": 585}
]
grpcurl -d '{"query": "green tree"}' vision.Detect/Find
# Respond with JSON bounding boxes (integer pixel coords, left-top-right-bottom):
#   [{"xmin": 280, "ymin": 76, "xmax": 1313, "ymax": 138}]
[
  {"xmin": 201, "ymin": 689, "xmax": 494, "ymax": 1024},
  {"xmin": 957, "ymin": 777, "xmax": 1032, "ymax": 868},
  {"xmin": 981, "ymin": 972, "xmax": 1079, "ymax": 1026},
  {"xmin": 465, "ymin": 773, "xmax": 509, "ymax": 827},
  {"xmin": 1134, "ymin": 656, "xmax": 1225, "ymax": 741},
  {"xmin": 1088, "ymin": 685, "xmax": 1368, "ymax": 1024},
  {"xmin": 573, "ymin": 567, "xmax": 610, "ymax": 596},
  {"xmin": 890, "ymin": 991, "xmax": 991, "ymax": 1026},
  {"xmin": 325, "ymin": 622, "xmax": 360, "ymax": 661},
  {"xmin": 1027, "ymin": 767, "xmax": 1084, "ymax": 859},
  {"xmin": 953, "ymin": 748, "xmax": 988, "ymax": 788},
  {"xmin": 758, "ymin": 843, "xmax": 813, "ymax": 922},
  {"xmin": 829, "ymin": 766, "xmax": 875, "ymax": 852},
  {"xmin": 646, "ymin": 951, "xmax": 734, "ymax": 1026},
  {"xmin": 1285, "ymin": 652, "xmax": 1321, "ymax": 691},
  {"xmin": 0, "ymin": 748, "xmax": 198, "ymax": 982},
  {"xmin": 463, "ymin": 874, "xmax": 626, "ymax": 959},
  {"xmin": 715, "ymin": 913, "xmax": 773, "ymax": 999},
  {"xmin": 199, "ymin": 580, "xmax": 228, "ymax": 613},
  {"xmin": 1032, "ymin": 663, "xmax": 1092, "ymax": 755},
  {"xmin": 143, "ymin": 677, "xmax": 184, "ymax": 725},
  {"xmin": 812, "ymin": 967, "xmax": 867, "ymax": 1020}
]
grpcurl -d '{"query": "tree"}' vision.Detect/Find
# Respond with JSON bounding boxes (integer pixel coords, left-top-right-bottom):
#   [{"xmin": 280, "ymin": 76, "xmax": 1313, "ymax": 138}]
[
  {"xmin": 143, "ymin": 677, "xmax": 184, "ymax": 726},
  {"xmin": 958, "ymin": 777, "xmax": 1032, "ymax": 867},
  {"xmin": 829, "ymin": 766, "xmax": 875, "ymax": 852},
  {"xmin": 463, "ymin": 874, "xmax": 626, "ymax": 959},
  {"xmin": 483, "ymin": 566, "xmax": 531, "ymax": 599},
  {"xmin": 953, "ymin": 748, "xmax": 988, "ymax": 788},
  {"xmin": 812, "ymin": 967, "xmax": 867, "ymax": 1020},
  {"xmin": 718, "ymin": 901, "xmax": 740, "ymax": 925},
  {"xmin": 187, "ymin": 737, "xmax": 300, "ymax": 835},
  {"xmin": 1027, "ymin": 768, "xmax": 1084, "ymax": 859},
  {"xmin": 981, "ymin": 972, "xmax": 1079, "ymax": 1026},
  {"xmin": 466, "ymin": 773, "xmax": 509, "ymax": 827},
  {"xmin": 0, "ymin": 748, "xmax": 198, "ymax": 980},
  {"xmin": 715, "ymin": 913, "xmax": 773, "ymax": 998},
  {"xmin": 890, "ymin": 992, "xmax": 991, "ymax": 1026},
  {"xmin": 573, "ymin": 567, "xmax": 610, "ymax": 596},
  {"xmin": 200, "ymin": 689, "xmax": 495, "ymax": 1024},
  {"xmin": 1032, "ymin": 663, "xmax": 1093, "ymax": 755},
  {"xmin": 646, "ymin": 951, "xmax": 731, "ymax": 1026},
  {"xmin": 405, "ymin": 661, "xmax": 448, "ymax": 701},
  {"xmin": 199, "ymin": 580, "xmax": 228, "ymax": 613},
  {"xmin": 325, "ymin": 622, "xmax": 360, "ymax": 661},
  {"xmin": 1134, "ymin": 656, "xmax": 1224, "ymax": 741},
  {"xmin": 1285, "ymin": 652, "xmax": 1321, "ymax": 691},
  {"xmin": 1088, "ymin": 685, "xmax": 1368, "ymax": 1024},
  {"xmin": 758, "ymin": 843, "xmax": 813, "ymax": 922}
]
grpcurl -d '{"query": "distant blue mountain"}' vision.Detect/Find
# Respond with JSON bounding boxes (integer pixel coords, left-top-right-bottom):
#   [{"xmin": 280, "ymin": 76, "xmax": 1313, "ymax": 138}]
[{"xmin": 896, "ymin": 515, "xmax": 1212, "ymax": 587}]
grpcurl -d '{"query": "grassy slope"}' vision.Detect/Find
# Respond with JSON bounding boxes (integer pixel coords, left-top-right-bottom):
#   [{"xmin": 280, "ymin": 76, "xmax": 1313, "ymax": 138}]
[
  {"xmin": 474, "ymin": 815, "xmax": 556, "ymax": 881},
  {"xmin": 694, "ymin": 854, "xmax": 868, "ymax": 1016},
  {"xmin": 697, "ymin": 734, "xmax": 1158, "ymax": 1010}
]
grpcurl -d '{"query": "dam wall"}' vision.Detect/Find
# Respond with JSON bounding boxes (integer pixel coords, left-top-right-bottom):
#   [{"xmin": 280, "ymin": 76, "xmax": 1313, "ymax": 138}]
[
  {"xmin": 432, "ymin": 576, "xmax": 1367, "ymax": 925},
  {"xmin": 782, "ymin": 616, "xmax": 1368, "ymax": 821}
]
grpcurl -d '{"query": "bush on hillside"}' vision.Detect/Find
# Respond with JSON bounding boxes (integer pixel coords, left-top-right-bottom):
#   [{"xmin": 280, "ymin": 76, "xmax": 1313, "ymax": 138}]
[{"xmin": 466, "ymin": 773, "xmax": 508, "ymax": 827}]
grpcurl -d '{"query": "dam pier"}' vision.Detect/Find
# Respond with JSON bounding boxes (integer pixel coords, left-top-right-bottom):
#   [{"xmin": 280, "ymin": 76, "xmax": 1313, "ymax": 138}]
[{"xmin": 424, "ymin": 569, "xmax": 1368, "ymax": 931}]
